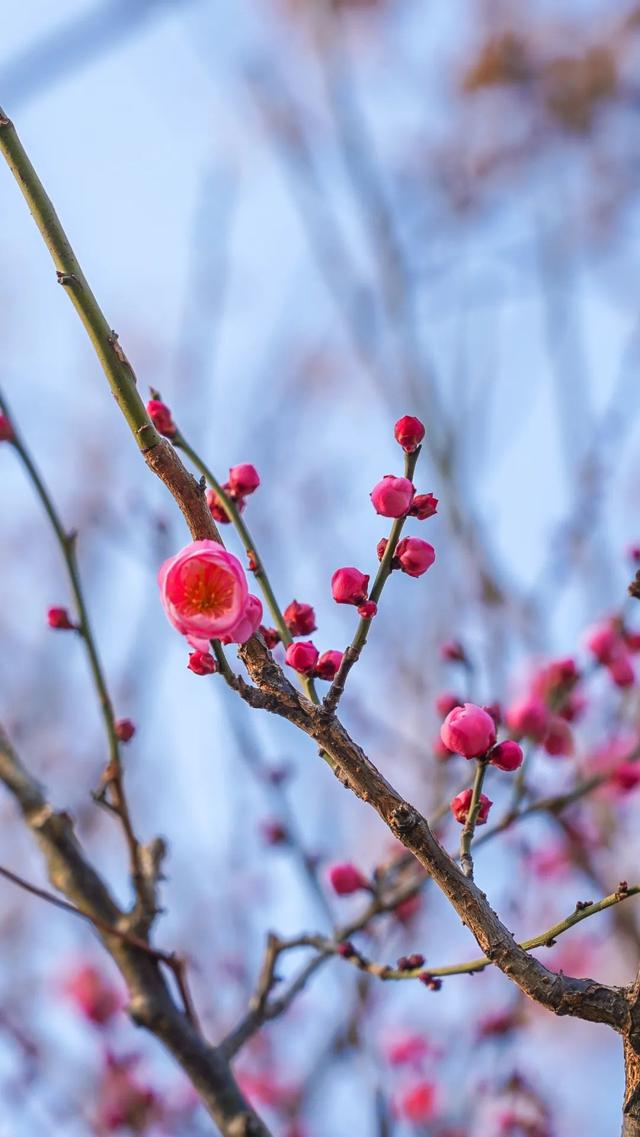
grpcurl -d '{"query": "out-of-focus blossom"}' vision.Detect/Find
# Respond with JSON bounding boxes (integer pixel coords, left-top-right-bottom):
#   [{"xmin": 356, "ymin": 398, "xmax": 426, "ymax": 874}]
[
  {"xmin": 395, "ymin": 1080, "xmax": 437, "ymax": 1123},
  {"xmin": 63, "ymin": 965, "xmax": 121, "ymax": 1026},
  {"xmin": 327, "ymin": 862, "xmax": 368, "ymax": 895}
]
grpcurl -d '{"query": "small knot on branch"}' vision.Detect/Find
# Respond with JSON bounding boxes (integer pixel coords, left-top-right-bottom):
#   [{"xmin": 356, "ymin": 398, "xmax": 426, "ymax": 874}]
[{"xmin": 390, "ymin": 802, "xmax": 419, "ymax": 835}]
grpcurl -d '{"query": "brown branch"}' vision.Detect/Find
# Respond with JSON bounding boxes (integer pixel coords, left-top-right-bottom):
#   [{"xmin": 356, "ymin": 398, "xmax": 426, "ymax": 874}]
[
  {"xmin": 253, "ymin": 883, "xmax": 640, "ymax": 987},
  {"xmin": 0, "ymin": 725, "xmax": 272, "ymax": 1137},
  {"xmin": 230, "ymin": 651, "xmax": 629, "ymax": 1032}
]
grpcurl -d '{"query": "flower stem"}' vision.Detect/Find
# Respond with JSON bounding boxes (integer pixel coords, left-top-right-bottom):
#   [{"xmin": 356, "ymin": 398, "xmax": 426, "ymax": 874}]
[
  {"xmin": 459, "ymin": 758, "xmax": 488, "ymax": 879},
  {"xmin": 325, "ymin": 446, "xmax": 421, "ymax": 712}
]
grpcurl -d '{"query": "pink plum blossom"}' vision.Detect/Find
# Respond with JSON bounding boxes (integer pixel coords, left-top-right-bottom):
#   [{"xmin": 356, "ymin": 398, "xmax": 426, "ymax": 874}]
[
  {"xmin": 440, "ymin": 702, "xmax": 496, "ymax": 758},
  {"xmin": 370, "ymin": 475, "xmax": 414, "ymax": 517},
  {"xmin": 159, "ymin": 540, "xmax": 251, "ymax": 643}
]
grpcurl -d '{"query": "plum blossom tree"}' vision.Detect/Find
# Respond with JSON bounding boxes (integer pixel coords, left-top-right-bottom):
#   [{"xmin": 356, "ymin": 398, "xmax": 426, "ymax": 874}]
[{"xmin": 3, "ymin": 3, "xmax": 640, "ymax": 1136}]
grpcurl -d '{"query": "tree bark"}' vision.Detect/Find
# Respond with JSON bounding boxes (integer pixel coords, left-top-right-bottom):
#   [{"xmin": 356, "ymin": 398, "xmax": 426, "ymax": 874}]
[{"xmin": 623, "ymin": 1037, "xmax": 640, "ymax": 1136}]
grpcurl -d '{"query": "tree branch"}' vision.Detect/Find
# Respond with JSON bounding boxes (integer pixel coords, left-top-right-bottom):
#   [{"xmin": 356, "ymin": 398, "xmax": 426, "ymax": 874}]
[{"xmin": 0, "ymin": 725, "xmax": 272, "ymax": 1137}]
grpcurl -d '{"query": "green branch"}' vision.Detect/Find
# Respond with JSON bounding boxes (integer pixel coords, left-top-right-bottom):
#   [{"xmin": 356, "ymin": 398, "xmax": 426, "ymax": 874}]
[
  {"xmin": 0, "ymin": 109, "xmax": 158, "ymax": 450},
  {"xmin": 290, "ymin": 883, "xmax": 640, "ymax": 983}
]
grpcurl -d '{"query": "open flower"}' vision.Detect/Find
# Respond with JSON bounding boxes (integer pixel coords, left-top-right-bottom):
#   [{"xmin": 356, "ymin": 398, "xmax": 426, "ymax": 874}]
[{"xmin": 158, "ymin": 541, "xmax": 250, "ymax": 643}]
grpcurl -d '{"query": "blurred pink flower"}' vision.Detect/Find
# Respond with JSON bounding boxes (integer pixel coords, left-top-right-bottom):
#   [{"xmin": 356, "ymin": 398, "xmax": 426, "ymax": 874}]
[{"xmin": 63, "ymin": 965, "xmax": 121, "ymax": 1026}]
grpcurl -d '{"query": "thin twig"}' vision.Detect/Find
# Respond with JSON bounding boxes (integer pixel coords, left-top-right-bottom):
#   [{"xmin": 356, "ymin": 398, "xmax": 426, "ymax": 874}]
[
  {"xmin": 325, "ymin": 446, "xmax": 421, "ymax": 712},
  {"xmin": 0, "ymin": 390, "xmax": 145, "ymax": 912},
  {"xmin": 459, "ymin": 759, "xmax": 489, "ymax": 879},
  {"xmin": 272, "ymin": 882, "xmax": 640, "ymax": 983},
  {"xmin": 0, "ymin": 863, "xmax": 199, "ymax": 1030}
]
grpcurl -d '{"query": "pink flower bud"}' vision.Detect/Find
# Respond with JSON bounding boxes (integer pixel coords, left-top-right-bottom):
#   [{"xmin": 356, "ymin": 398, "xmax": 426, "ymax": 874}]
[
  {"xmin": 434, "ymin": 736, "xmax": 454, "ymax": 761},
  {"xmin": 283, "ymin": 600, "xmax": 317, "ymax": 637},
  {"xmin": 385, "ymin": 1034, "xmax": 431, "ymax": 1066},
  {"xmin": 115, "ymin": 719, "xmax": 135, "ymax": 743},
  {"xmin": 315, "ymin": 650, "xmax": 344, "ymax": 680},
  {"xmin": 63, "ymin": 965, "xmax": 120, "ymax": 1025},
  {"xmin": 260, "ymin": 626, "xmax": 281, "ymax": 649},
  {"xmin": 205, "ymin": 487, "xmax": 235, "ymax": 524},
  {"xmin": 440, "ymin": 702, "xmax": 496, "ymax": 758},
  {"xmin": 47, "ymin": 606, "xmax": 75, "ymax": 630},
  {"xmin": 624, "ymin": 629, "xmax": 640, "ymax": 653},
  {"xmin": 559, "ymin": 690, "xmax": 586, "ymax": 722},
  {"xmin": 394, "ymin": 415, "xmax": 425, "ymax": 453},
  {"xmin": 440, "ymin": 640, "xmax": 466, "ymax": 662},
  {"xmin": 393, "ymin": 893, "xmax": 421, "ymax": 922},
  {"xmin": 418, "ymin": 972, "xmax": 442, "ymax": 991},
  {"xmin": 395, "ymin": 537, "xmax": 436, "ymax": 577},
  {"xmin": 584, "ymin": 619, "xmax": 620, "ymax": 664},
  {"xmin": 370, "ymin": 475, "xmax": 414, "ymax": 517},
  {"xmin": 187, "ymin": 651, "xmax": 217, "ymax": 675},
  {"xmin": 331, "ymin": 567, "xmax": 370, "ymax": 605},
  {"xmin": 484, "ymin": 701, "xmax": 502, "ymax": 726},
  {"xmin": 327, "ymin": 862, "xmax": 368, "ymax": 895},
  {"xmin": 159, "ymin": 541, "xmax": 250, "ymax": 642},
  {"xmin": 409, "ymin": 493, "xmax": 438, "ymax": 520},
  {"xmin": 228, "ymin": 463, "xmax": 260, "ymax": 496},
  {"xmin": 505, "ymin": 695, "xmax": 549, "ymax": 741},
  {"xmin": 613, "ymin": 763, "xmax": 640, "ymax": 792},
  {"xmin": 490, "ymin": 739, "xmax": 523, "ymax": 772},
  {"xmin": 607, "ymin": 650, "xmax": 635, "ymax": 688},
  {"xmin": 285, "ymin": 640, "xmax": 319, "ymax": 674},
  {"xmin": 146, "ymin": 399, "xmax": 176, "ymax": 438},
  {"xmin": 533, "ymin": 656, "xmax": 579, "ymax": 700},
  {"xmin": 450, "ymin": 788, "xmax": 492, "ymax": 824},
  {"xmin": 395, "ymin": 1081, "xmax": 437, "ymax": 1123},
  {"xmin": 261, "ymin": 819, "xmax": 288, "ymax": 845},
  {"xmin": 357, "ymin": 600, "xmax": 377, "ymax": 619},
  {"xmin": 337, "ymin": 941, "xmax": 357, "ymax": 958},
  {"xmin": 436, "ymin": 692, "xmax": 462, "ymax": 716},
  {"xmin": 376, "ymin": 538, "xmax": 389, "ymax": 561},
  {"xmin": 396, "ymin": 953, "xmax": 426, "ymax": 971},
  {"xmin": 0, "ymin": 414, "xmax": 14, "ymax": 442},
  {"xmin": 477, "ymin": 1010, "xmax": 520, "ymax": 1039},
  {"xmin": 628, "ymin": 544, "xmax": 640, "ymax": 564},
  {"xmin": 543, "ymin": 717, "xmax": 574, "ymax": 757}
]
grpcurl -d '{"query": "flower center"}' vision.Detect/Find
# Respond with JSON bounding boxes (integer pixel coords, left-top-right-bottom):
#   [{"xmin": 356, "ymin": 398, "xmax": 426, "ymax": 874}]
[{"xmin": 178, "ymin": 560, "xmax": 235, "ymax": 619}]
